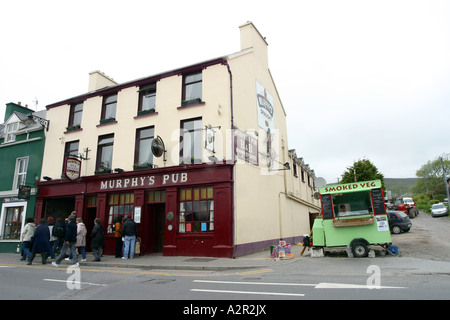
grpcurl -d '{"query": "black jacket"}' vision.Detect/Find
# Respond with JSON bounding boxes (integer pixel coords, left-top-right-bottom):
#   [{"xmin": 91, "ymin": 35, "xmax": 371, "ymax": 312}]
[
  {"xmin": 122, "ymin": 219, "xmax": 139, "ymax": 237},
  {"xmin": 91, "ymin": 224, "xmax": 105, "ymax": 249},
  {"xmin": 65, "ymin": 220, "xmax": 77, "ymax": 243}
]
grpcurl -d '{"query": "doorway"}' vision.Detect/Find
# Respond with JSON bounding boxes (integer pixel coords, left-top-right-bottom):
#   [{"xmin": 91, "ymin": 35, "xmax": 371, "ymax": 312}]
[{"xmin": 144, "ymin": 203, "xmax": 165, "ymax": 254}]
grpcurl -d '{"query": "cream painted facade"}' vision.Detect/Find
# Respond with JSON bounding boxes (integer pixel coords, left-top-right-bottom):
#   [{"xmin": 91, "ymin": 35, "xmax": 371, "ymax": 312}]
[{"xmin": 40, "ymin": 22, "xmax": 320, "ymax": 256}]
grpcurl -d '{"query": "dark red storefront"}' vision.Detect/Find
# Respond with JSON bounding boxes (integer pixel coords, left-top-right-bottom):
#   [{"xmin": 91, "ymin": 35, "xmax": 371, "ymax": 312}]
[{"xmin": 35, "ymin": 163, "xmax": 234, "ymax": 258}]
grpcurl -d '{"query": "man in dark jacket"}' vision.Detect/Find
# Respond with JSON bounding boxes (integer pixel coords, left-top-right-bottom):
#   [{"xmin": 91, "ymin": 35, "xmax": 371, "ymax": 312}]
[
  {"xmin": 52, "ymin": 215, "xmax": 78, "ymax": 266},
  {"xmin": 121, "ymin": 214, "xmax": 139, "ymax": 259},
  {"xmin": 27, "ymin": 219, "xmax": 50, "ymax": 265}
]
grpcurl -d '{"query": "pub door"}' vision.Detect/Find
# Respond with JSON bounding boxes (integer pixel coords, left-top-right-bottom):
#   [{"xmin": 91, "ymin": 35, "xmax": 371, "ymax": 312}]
[{"xmin": 143, "ymin": 203, "xmax": 165, "ymax": 254}]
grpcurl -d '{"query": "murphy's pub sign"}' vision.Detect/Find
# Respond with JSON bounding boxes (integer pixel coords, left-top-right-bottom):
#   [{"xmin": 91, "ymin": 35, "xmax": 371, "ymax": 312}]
[{"xmin": 98, "ymin": 172, "xmax": 188, "ymax": 191}]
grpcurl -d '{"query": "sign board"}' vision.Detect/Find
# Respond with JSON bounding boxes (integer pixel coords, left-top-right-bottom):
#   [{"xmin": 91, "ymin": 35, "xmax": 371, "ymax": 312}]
[
  {"xmin": 18, "ymin": 185, "xmax": 31, "ymax": 200},
  {"xmin": 234, "ymin": 129, "xmax": 258, "ymax": 165},
  {"xmin": 64, "ymin": 157, "xmax": 82, "ymax": 180},
  {"xmin": 256, "ymin": 80, "xmax": 274, "ymax": 132},
  {"xmin": 152, "ymin": 136, "xmax": 165, "ymax": 158},
  {"xmin": 319, "ymin": 180, "xmax": 382, "ymax": 195}
]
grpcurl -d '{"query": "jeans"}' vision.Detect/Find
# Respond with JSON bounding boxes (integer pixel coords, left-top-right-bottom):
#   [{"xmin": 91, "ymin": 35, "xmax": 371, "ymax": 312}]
[
  {"xmin": 55, "ymin": 241, "xmax": 78, "ymax": 264},
  {"xmin": 21, "ymin": 241, "xmax": 32, "ymax": 260},
  {"xmin": 123, "ymin": 235, "xmax": 136, "ymax": 259},
  {"xmin": 69, "ymin": 246, "xmax": 86, "ymax": 260}
]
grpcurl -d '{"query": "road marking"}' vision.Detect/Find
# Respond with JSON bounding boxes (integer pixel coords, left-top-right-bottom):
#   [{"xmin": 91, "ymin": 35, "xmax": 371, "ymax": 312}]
[
  {"xmin": 193, "ymin": 280, "xmax": 316, "ymax": 287},
  {"xmin": 43, "ymin": 279, "xmax": 107, "ymax": 286},
  {"xmin": 193, "ymin": 279, "xmax": 407, "ymax": 289},
  {"xmin": 191, "ymin": 288, "xmax": 305, "ymax": 297},
  {"xmin": 315, "ymin": 282, "xmax": 406, "ymax": 289}
]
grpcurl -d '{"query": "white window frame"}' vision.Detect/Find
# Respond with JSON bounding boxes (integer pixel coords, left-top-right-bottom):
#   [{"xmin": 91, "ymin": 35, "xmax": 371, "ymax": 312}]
[
  {"xmin": 5, "ymin": 122, "xmax": 19, "ymax": 143},
  {"xmin": 13, "ymin": 157, "xmax": 29, "ymax": 190},
  {"xmin": 0, "ymin": 201, "xmax": 27, "ymax": 241}
]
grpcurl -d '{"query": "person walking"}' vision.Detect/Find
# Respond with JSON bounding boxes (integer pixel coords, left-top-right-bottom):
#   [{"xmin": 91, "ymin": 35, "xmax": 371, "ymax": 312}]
[
  {"xmin": 27, "ymin": 219, "xmax": 50, "ymax": 265},
  {"xmin": 91, "ymin": 218, "xmax": 105, "ymax": 262},
  {"xmin": 114, "ymin": 215, "xmax": 123, "ymax": 258},
  {"xmin": 47, "ymin": 217, "xmax": 57, "ymax": 260},
  {"xmin": 52, "ymin": 215, "xmax": 78, "ymax": 267},
  {"xmin": 52, "ymin": 218, "xmax": 65, "ymax": 256},
  {"xmin": 20, "ymin": 217, "xmax": 36, "ymax": 261},
  {"xmin": 76, "ymin": 218, "xmax": 87, "ymax": 262},
  {"xmin": 122, "ymin": 214, "xmax": 139, "ymax": 259}
]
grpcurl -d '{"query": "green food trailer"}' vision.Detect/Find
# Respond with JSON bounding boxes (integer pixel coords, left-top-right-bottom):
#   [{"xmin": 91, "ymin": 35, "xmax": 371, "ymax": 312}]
[{"xmin": 308, "ymin": 180, "xmax": 392, "ymax": 257}]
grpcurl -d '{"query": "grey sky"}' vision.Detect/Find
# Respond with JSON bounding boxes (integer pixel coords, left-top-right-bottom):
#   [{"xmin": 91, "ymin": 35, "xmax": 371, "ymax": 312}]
[{"xmin": 1, "ymin": 0, "xmax": 449, "ymax": 183}]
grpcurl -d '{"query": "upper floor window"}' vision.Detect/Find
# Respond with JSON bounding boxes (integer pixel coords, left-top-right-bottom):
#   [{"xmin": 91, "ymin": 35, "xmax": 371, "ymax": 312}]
[
  {"xmin": 5, "ymin": 122, "xmax": 18, "ymax": 143},
  {"xmin": 138, "ymin": 84, "xmax": 156, "ymax": 115},
  {"xmin": 96, "ymin": 134, "xmax": 114, "ymax": 173},
  {"xmin": 134, "ymin": 126, "xmax": 154, "ymax": 169},
  {"xmin": 182, "ymin": 72, "xmax": 202, "ymax": 105},
  {"xmin": 68, "ymin": 102, "xmax": 83, "ymax": 129},
  {"xmin": 63, "ymin": 140, "xmax": 79, "ymax": 174},
  {"xmin": 101, "ymin": 94, "xmax": 117, "ymax": 123},
  {"xmin": 180, "ymin": 118, "xmax": 202, "ymax": 164},
  {"xmin": 13, "ymin": 157, "xmax": 28, "ymax": 189}
]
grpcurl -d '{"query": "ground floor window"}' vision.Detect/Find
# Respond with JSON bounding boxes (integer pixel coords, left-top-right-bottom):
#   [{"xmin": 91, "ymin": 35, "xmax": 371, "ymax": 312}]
[
  {"xmin": 1, "ymin": 205, "xmax": 24, "ymax": 240},
  {"xmin": 179, "ymin": 186, "xmax": 214, "ymax": 233},
  {"xmin": 107, "ymin": 193, "xmax": 134, "ymax": 234}
]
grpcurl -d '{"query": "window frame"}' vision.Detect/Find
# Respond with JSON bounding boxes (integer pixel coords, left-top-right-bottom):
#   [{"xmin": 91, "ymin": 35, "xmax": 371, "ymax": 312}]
[
  {"xmin": 13, "ymin": 157, "xmax": 29, "ymax": 190},
  {"xmin": 96, "ymin": 134, "xmax": 114, "ymax": 173},
  {"xmin": 182, "ymin": 71, "xmax": 202, "ymax": 105},
  {"xmin": 134, "ymin": 126, "xmax": 154, "ymax": 168},
  {"xmin": 180, "ymin": 117, "xmax": 202, "ymax": 164},
  {"xmin": 68, "ymin": 102, "xmax": 83, "ymax": 128},
  {"xmin": 106, "ymin": 192, "xmax": 134, "ymax": 234},
  {"xmin": 138, "ymin": 83, "xmax": 157, "ymax": 115},
  {"xmin": 178, "ymin": 186, "xmax": 214, "ymax": 233},
  {"xmin": 5, "ymin": 122, "xmax": 19, "ymax": 143},
  {"xmin": 0, "ymin": 202, "xmax": 26, "ymax": 241},
  {"xmin": 101, "ymin": 94, "xmax": 117, "ymax": 122}
]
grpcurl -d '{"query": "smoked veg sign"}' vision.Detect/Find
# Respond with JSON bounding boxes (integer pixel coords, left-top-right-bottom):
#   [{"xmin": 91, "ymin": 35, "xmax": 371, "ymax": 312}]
[{"xmin": 64, "ymin": 157, "xmax": 82, "ymax": 180}]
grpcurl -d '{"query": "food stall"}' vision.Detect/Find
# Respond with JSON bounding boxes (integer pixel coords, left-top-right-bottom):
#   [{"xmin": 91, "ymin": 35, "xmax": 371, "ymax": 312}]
[{"xmin": 306, "ymin": 180, "xmax": 392, "ymax": 257}]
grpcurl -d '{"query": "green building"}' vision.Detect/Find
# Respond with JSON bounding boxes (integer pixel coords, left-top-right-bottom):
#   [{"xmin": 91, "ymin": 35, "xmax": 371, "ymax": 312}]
[{"xmin": 0, "ymin": 102, "xmax": 48, "ymax": 253}]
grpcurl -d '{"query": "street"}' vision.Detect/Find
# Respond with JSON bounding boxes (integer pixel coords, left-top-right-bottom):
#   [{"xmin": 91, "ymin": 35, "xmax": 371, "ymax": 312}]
[{"xmin": 1, "ymin": 211, "xmax": 449, "ymax": 307}]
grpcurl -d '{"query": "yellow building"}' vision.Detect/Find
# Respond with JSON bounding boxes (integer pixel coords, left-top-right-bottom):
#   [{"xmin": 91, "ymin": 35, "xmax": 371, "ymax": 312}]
[{"xmin": 36, "ymin": 22, "xmax": 320, "ymax": 257}]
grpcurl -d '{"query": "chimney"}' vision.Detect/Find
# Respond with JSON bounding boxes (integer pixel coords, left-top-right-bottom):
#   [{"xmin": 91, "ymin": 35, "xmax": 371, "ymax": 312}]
[
  {"xmin": 239, "ymin": 22, "xmax": 269, "ymax": 68},
  {"xmin": 88, "ymin": 70, "xmax": 118, "ymax": 92}
]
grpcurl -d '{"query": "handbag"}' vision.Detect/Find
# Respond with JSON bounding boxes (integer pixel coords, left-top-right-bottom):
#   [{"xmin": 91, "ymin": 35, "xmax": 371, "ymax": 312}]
[{"xmin": 134, "ymin": 238, "xmax": 140, "ymax": 255}]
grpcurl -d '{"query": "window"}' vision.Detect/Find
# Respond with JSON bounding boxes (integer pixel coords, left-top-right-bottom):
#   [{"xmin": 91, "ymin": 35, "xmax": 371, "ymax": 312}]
[
  {"xmin": 13, "ymin": 157, "xmax": 28, "ymax": 190},
  {"xmin": 107, "ymin": 193, "xmax": 134, "ymax": 234},
  {"xmin": 180, "ymin": 118, "xmax": 202, "ymax": 164},
  {"xmin": 182, "ymin": 72, "xmax": 202, "ymax": 104},
  {"xmin": 179, "ymin": 187, "xmax": 214, "ymax": 233},
  {"xmin": 147, "ymin": 190, "xmax": 165, "ymax": 203},
  {"xmin": 134, "ymin": 127, "xmax": 154, "ymax": 169},
  {"xmin": 1, "ymin": 206, "xmax": 24, "ymax": 240},
  {"xmin": 138, "ymin": 84, "xmax": 156, "ymax": 115},
  {"xmin": 68, "ymin": 102, "xmax": 83, "ymax": 128},
  {"xmin": 96, "ymin": 134, "xmax": 114, "ymax": 173},
  {"xmin": 63, "ymin": 140, "xmax": 79, "ymax": 174},
  {"xmin": 101, "ymin": 94, "xmax": 117, "ymax": 122},
  {"xmin": 5, "ymin": 122, "xmax": 18, "ymax": 142}
]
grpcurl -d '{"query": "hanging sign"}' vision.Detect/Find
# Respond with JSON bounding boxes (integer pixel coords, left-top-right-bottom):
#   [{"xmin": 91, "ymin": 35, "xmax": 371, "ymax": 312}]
[
  {"xmin": 64, "ymin": 157, "xmax": 82, "ymax": 180},
  {"xmin": 256, "ymin": 80, "xmax": 274, "ymax": 132}
]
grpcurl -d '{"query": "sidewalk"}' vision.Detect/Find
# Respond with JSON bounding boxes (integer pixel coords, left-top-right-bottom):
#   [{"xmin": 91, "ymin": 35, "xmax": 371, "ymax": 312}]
[{"xmin": 0, "ymin": 245, "xmax": 303, "ymax": 272}]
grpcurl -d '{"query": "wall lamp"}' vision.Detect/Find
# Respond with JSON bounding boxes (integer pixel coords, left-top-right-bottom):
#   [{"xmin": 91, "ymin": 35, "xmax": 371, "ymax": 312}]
[
  {"xmin": 43, "ymin": 176, "xmax": 52, "ymax": 181},
  {"xmin": 269, "ymin": 162, "xmax": 291, "ymax": 171},
  {"xmin": 27, "ymin": 114, "xmax": 50, "ymax": 131},
  {"xmin": 114, "ymin": 168, "xmax": 124, "ymax": 173}
]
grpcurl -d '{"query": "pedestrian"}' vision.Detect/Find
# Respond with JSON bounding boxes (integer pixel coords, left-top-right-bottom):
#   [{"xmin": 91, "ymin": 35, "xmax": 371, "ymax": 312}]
[
  {"xmin": 27, "ymin": 219, "xmax": 50, "ymax": 265},
  {"xmin": 67, "ymin": 218, "xmax": 87, "ymax": 262},
  {"xmin": 91, "ymin": 218, "xmax": 105, "ymax": 262},
  {"xmin": 52, "ymin": 217, "xmax": 65, "ymax": 256},
  {"xmin": 47, "ymin": 217, "xmax": 57, "ymax": 260},
  {"xmin": 52, "ymin": 215, "xmax": 78, "ymax": 267},
  {"xmin": 122, "ymin": 214, "xmax": 139, "ymax": 259},
  {"xmin": 114, "ymin": 215, "xmax": 123, "ymax": 258},
  {"xmin": 20, "ymin": 217, "xmax": 36, "ymax": 261}
]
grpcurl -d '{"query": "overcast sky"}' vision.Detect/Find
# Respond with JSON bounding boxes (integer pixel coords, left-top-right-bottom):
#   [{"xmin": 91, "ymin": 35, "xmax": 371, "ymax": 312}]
[{"xmin": 1, "ymin": 0, "xmax": 449, "ymax": 184}]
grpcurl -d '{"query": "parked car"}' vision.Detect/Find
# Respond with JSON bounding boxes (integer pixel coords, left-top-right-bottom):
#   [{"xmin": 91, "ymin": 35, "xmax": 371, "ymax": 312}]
[
  {"xmin": 431, "ymin": 203, "xmax": 449, "ymax": 218},
  {"xmin": 387, "ymin": 210, "xmax": 412, "ymax": 234}
]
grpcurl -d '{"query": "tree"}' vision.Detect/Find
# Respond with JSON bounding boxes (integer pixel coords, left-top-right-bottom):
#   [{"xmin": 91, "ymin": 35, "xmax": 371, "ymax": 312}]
[
  {"xmin": 340, "ymin": 159, "xmax": 384, "ymax": 185},
  {"xmin": 414, "ymin": 154, "xmax": 450, "ymax": 201}
]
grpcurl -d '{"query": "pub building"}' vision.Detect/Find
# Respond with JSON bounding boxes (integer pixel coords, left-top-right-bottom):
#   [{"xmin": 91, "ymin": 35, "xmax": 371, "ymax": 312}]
[{"xmin": 35, "ymin": 22, "xmax": 321, "ymax": 258}]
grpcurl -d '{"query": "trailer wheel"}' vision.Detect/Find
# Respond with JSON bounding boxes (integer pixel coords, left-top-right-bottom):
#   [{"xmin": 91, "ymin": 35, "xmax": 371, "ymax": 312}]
[{"xmin": 351, "ymin": 239, "xmax": 369, "ymax": 258}]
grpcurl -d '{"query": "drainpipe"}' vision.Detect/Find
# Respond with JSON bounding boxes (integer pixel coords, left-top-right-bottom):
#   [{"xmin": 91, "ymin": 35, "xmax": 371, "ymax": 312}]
[{"xmin": 223, "ymin": 60, "xmax": 236, "ymax": 257}]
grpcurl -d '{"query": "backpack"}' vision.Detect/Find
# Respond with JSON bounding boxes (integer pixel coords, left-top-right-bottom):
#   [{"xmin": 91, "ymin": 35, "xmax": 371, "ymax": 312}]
[{"xmin": 52, "ymin": 224, "xmax": 65, "ymax": 238}]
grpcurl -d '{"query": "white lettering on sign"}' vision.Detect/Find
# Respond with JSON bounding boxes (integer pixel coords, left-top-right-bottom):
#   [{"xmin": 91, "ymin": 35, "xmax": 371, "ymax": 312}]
[{"xmin": 99, "ymin": 173, "xmax": 188, "ymax": 190}]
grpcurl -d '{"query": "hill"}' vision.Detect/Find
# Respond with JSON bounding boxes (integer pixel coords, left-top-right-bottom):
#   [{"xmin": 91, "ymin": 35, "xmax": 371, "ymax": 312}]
[{"xmin": 384, "ymin": 178, "xmax": 418, "ymax": 197}]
